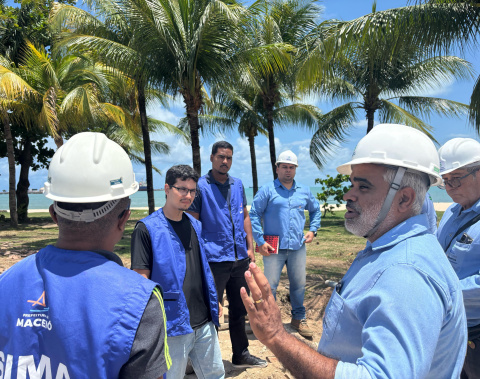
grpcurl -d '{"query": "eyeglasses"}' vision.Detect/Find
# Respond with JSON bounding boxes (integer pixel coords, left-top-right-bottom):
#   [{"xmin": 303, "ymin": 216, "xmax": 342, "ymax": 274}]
[
  {"xmin": 440, "ymin": 168, "xmax": 479, "ymax": 190},
  {"xmin": 118, "ymin": 199, "xmax": 131, "ymax": 219},
  {"xmin": 171, "ymin": 185, "xmax": 197, "ymax": 196}
]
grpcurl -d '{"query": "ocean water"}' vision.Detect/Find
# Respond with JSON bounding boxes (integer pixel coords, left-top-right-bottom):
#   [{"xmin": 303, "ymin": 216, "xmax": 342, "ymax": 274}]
[{"xmin": 0, "ymin": 186, "xmax": 453, "ymax": 211}]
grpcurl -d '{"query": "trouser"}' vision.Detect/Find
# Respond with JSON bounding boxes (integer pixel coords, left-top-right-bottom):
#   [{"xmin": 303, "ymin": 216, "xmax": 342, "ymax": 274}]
[
  {"xmin": 166, "ymin": 321, "xmax": 224, "ymax": 379},
  {"xmin": 209, "ymin": 258, "xmax": 250, "ymax": 360},
  {"xmin": 263, "ymin": 244, "xmax": 307, "ymax": 320},
  {"xmin": 461, "ymin": 337, "xmax": 480, "ymax": 379}
]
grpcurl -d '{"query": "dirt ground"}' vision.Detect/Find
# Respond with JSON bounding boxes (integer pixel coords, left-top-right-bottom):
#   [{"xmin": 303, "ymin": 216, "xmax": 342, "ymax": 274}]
[{"xmin": 0, "ymin": 238, "xmax": 349, "ymax": 379}]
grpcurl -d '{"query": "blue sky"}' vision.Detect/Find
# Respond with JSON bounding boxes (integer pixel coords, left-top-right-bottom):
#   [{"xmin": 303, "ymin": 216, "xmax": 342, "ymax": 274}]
[{"xmin": 1, "ymin": 0, "xmax": 479, "ymax": 191}]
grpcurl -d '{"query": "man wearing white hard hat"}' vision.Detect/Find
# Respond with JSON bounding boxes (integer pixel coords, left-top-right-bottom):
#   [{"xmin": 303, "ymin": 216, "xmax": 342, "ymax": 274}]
[
  {"xmin": 0, "ymin": 132, "xmax": 171, "ymax": 378},
  {"xmin": 436, "ymin": 138, "xmax": 480, "ymax": 379},
  {"xmin": 240, "ymin": 124, "xmax": 467, "ymax": 378},
  {"xmin": 249, "ymin": 150, "xmax": 321, "ymax": 337}
]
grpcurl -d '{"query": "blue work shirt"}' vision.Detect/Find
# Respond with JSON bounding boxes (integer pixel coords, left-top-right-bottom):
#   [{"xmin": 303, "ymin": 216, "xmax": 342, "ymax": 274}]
[
  {"xmin": 437, "ymin": 198, "xmax": 480, "ymax": 328},
  {"xmin": 319, "ymin": 214, "xmax": 467, "ymax": 379},
  {"xmin": 421, "ymin": 193, "xmax": 437, "ymax": 234},
  {"xmin": 250, "ymin": 179, "xmax": 321, "ymax": 250}
]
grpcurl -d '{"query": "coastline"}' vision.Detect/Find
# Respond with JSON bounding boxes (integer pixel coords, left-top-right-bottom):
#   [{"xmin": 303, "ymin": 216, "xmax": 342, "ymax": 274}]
[{"xmin": 10, "ymin": 202, "xmax": 454, "ymax": 214}]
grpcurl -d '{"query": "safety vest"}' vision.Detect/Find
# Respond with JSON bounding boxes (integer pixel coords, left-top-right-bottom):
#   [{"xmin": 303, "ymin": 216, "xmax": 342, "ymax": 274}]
[
  {"xmin": 0, "ymin": 245, "xmax": 155, "ymax": 378},
  {"xmin": 141, "ymin": 209, "xmax": 219, "ymax": 337},
  {"xmin": 197, "ymin": 175, "xmax": 248, "ymax": 262}
]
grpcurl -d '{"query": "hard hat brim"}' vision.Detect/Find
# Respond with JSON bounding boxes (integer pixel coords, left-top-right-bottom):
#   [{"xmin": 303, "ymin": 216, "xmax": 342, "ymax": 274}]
[{"xmin": 337, "ymin": 158, "xmax": 442, "ymax": 187}]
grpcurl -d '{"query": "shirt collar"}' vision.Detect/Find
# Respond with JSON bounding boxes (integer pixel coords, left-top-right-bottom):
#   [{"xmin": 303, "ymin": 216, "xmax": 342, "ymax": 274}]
[
  {"xmin": 362, "ymin": 213, "xmax": 429, "ymax": 256},
  {"xmin": 206, "ymin": 170, "xmax": 234, "ymax": 185},
  {"xmin": 274, "ymin": 178, "xmax": 298, "ymax": 190},
  {"xmin": 91, "ymin": 249, "xmax": 124, "ymax": 267},
  {"xmin": 453, "ymin": 196, "xmax": 480, "ymax": 216}
]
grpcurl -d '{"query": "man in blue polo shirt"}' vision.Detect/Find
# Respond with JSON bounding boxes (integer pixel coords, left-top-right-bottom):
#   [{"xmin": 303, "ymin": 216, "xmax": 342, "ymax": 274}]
[
  {"xmin": 188, "ymin": 141, "xmax": 267, "ymax": 369},
  {"xmin": 250, "ymin": 150, "xmax": 321, "ymax": 337},
  {"xmin": 240, "ymin": 124, "xmax": 467, "ymax": 378},
  {"xmin": 436, "ymin": 138, "xmax": 480, "ymax": 378}
]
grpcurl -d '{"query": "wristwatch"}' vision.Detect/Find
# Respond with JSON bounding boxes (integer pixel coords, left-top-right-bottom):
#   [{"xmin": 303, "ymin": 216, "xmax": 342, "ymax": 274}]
[{"xmin": 313, "ymin": 231, "xmax": 317, "ymax": 237}]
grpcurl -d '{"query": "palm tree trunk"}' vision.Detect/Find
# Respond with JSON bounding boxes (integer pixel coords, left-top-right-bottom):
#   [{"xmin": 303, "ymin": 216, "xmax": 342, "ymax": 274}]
[
  {"xmin": 137, "ymin": 81, "xmax": 155, "ymax": 215},
  {"xmin": 266, "ymin": 105, "xmax": 277, "ymax": 180},
  {"xmin": 264, "ymin": 80, "xmax": 278, "ymax": 179},
  {"xmin": 54, "ymin": 136, "xmax": 64, "ymax": 148},
  {"xmin": 248, "ymin": 129, "xmax": 258, "ymax": 195},
  {"xmin": 182, "ymin": 85, "xmax": 202, "ymax": 175},
  {"xmin": 366, "ymin": 108, "xmax": 375, "ymax": 134},
  {"xmin": 2, "ymin": 112, "xmax": 18, "ymax": 227},
  {"xmin": 16, "ymin": 135, "xmax": 33, "ymax": 223}
]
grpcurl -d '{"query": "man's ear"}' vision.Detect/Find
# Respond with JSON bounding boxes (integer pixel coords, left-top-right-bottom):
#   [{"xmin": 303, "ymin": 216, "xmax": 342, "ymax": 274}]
[
  {"xmin": 210, "ymin": 154, "xmax": 214, "ymax": 163},
  {"xmin": 396, "ymin": 187, "xmax": 416, "ymax": 213},
  {"xmin": 118, "ymin": 210, "xmax": 130, "ymax": 231},
  {"xmin": 49, "ymin": 204, "xmax": 58, "ymax": 225}
]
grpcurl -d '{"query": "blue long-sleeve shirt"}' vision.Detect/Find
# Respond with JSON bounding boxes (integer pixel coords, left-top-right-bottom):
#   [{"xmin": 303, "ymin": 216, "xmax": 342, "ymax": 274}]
[
  {"xmin": 319, "ymin": 214, "xmax": 467, "ymax": 379},
  {"xmin": 249, "ymin": 179, "xmax": 321, "ymax": 250},
  {"xmin": 437, "ymin": 198, "xmax": 480, "ymax": 327}
]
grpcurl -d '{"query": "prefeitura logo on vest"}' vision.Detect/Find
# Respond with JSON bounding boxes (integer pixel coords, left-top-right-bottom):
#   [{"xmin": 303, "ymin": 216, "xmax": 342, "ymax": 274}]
[{"xmin": 16, "ymin": 291, "xmax": 53, "ymax": 330}]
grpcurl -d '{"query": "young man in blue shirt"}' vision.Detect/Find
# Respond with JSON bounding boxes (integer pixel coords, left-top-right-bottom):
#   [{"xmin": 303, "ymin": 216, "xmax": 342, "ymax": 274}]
[
  {"xmin": 250, "ymin": 150, "xmax": 321, "ymax": 337},
  {"xmin": 131, "ymin": 165, "xmax": 224, "ymax": 379},
  {"xmin": 240, "ymin": 124, "xmax": 467, "ymax": 378},
  {"xmin": 436, "ymin": 138, "xmax": 480, "ymax": 378}
]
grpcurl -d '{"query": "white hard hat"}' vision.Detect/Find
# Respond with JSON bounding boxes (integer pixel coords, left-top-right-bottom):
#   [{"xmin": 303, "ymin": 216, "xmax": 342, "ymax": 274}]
[
  {"xmin": 337, "ymin": 124, "xmax": 442, "ymax": 186},
  {"xmin": 44, "ymin": 132, "xmax": 139, "ymax": 203},
  {"xmin": 276, "ymin": 150, "xmax": 298, "ymax": 166},
  {"xmin": 438, "ymin": 138, "xmax": 480, "ymax": 175}
]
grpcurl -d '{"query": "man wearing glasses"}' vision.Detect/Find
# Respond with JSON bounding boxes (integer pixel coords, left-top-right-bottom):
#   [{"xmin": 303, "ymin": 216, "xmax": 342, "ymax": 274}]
[
  {"xmin": 131, "ymin": 165, "xmax": 224, "ymax": 379},
  {"xmin": 188, "ymin": 141, "xmax": 267, "ymax": 369},
  {"xmin": 437, "ymin": 138, "xmax": 480, "ymax": 379}
]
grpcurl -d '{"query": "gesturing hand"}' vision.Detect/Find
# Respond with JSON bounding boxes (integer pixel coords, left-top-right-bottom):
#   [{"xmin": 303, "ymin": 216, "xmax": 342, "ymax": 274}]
[{"xmin": 240, "ymin": 262, "xmax": 286, "ymax": 348}]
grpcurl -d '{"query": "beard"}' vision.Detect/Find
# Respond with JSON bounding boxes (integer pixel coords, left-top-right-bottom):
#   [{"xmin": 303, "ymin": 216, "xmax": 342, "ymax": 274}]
[{"xmin": 344, "ymin": 200, "xmax": 382, "ymax": 237}]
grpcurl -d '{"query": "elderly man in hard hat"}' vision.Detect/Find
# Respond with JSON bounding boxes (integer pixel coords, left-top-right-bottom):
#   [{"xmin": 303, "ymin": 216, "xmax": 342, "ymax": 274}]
[
  {"xmin": 240, "ymin": 124, "xmax": 467, "ymax": 378},
  {"xmin": 436, "ymin": 138, "xmax": 480, "ymax": 379},
  {"xmin": 0, "ymin": 133, "xmax": 171, "ymax": 379},
  {"xmin": 249, "ymin": 150, "xmax": 321, "ymax": 338}
]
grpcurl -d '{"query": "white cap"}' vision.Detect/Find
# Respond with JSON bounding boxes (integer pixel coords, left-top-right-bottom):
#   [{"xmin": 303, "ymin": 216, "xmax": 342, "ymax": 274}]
[
  {"xmin": 337, "ymin": 124, "xmax": 442, "ymax": 186},
  {"xmin": 276, "ymin": 150, "xmax": 298, "ymax": 166},
  {"xmin": 438, "ymin": 138, "xmax": 480, "ymax": 175},
  {"xmin": 44, "ymin": 132, "xmax": 139, "ymax": 203}
]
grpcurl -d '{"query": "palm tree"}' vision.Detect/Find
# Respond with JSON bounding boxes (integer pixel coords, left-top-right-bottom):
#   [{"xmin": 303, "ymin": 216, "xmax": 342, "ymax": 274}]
[
  {"xmin": 326, "ymin": 1, "xmax": 480, "ymax": 129},
  {"xmin": 51, "ymin": 0, "xmax": 189, "ymax": 213},
  {"xmin": 127, "ymin": 0, "xmax": 247, "ymax": 175},
  {"xmin": 307, "ymin": 13, "xmax": 473, "ymax": 168},
  {"xmin": 0, "ymin": 43, "xmax": 175, "ymax": 219},
  {"xmin": 240, "ymin": 0, "xmax": 324, "ymax": 178}
]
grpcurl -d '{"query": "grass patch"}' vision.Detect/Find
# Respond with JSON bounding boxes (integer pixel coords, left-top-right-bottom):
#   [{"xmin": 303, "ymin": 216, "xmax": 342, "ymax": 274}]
[{"xmin": 0, "ymin": 210, "xmax": 365, "ymax": 273}]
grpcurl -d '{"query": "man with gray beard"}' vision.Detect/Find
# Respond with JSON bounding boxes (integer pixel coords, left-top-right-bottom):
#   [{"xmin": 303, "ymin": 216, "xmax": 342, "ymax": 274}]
[{"xmin": 239, "ymin": 124, "xmax": 467, "ymax": 378}]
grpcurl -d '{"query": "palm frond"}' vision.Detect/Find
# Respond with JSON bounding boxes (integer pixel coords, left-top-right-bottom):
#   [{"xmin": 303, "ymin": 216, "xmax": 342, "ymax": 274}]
[
  {"xmin": 310, "ymin": 102, "xmax": 360, "ymax": 168},
  {"xmin": 378, "ymin": 99, "xmax": 437, "ymax": 141}
]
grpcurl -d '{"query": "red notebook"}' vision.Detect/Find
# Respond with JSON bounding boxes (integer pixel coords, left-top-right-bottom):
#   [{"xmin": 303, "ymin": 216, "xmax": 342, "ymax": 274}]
[{"xmin": 255, "ymin": 235, "xmax": 279, "ymax": 254}]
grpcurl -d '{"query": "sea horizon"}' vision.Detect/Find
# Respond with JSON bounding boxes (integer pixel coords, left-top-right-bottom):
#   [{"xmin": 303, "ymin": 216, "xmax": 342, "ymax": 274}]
[{"xmin": 0, "ymin": 186, "xmax": 453, "ymax": 211}]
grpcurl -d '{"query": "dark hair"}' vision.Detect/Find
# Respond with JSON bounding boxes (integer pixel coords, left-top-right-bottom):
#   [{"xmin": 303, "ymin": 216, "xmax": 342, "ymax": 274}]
[
  {"xmin": 165, "ymin": 165, "xmax": 199, "ymax": 186},
  {"xmin": 211, "ymin": 141, "xmax": 233, "ymax": 155}
]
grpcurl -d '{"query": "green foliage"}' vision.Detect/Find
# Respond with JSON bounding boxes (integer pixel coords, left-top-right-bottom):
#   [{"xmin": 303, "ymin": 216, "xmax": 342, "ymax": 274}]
[
  {"xmin": 315, "ymin": 174, "xmax": 349, "ymax": 217},
  {"xmin": 0, "ymin": 0, "xmax": 75, "ymax": 64}
]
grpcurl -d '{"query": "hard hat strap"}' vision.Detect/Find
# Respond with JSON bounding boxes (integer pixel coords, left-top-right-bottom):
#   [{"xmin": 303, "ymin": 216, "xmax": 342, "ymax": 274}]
[
  {"xmin": 53, "ymin": 200, "xmax": 120, "ymax": 223},
  {"xmin": 363, "ymin": 167, "xmax": 406, "ymax": 239}
]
